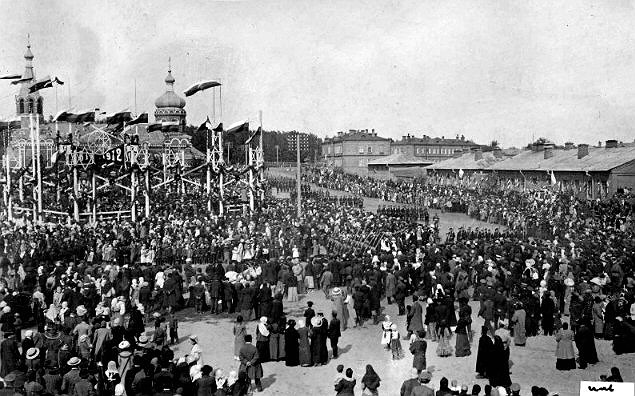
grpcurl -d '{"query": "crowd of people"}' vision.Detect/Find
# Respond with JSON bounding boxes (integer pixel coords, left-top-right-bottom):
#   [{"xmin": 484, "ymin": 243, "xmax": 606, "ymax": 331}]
[{"xmin": 0, "ymin": 163, "xmax": 631, "ymax": 395}]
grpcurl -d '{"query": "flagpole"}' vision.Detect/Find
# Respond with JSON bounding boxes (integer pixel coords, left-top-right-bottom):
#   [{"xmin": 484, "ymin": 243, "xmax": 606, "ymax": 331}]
[
  {"xmin": 28, "ymin": 114, "xmax": 36, "ymax": 222},
  {"xmin": 259, "ymin": 110, "xmax": 264, "ymax": 204},
  {"xmin": 296, "ymin": 131, "xmax": 301, "ymax": 219},
  {"xmin": 5, "ymin": 153, "xmax": 12, "ymax": 221},
  {"xmin": 36, "ymin": 115, "xmax": 42, "ymax": 222}
]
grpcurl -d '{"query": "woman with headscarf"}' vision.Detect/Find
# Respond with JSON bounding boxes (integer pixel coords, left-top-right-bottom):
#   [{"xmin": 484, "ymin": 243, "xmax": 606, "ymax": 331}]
[
  {"xmin": 575, "ymin": 319, "xmax": 599, "ymax": 369},
  {"xmin": 510, "ymin": 302, "xmax": 527, "ymax": 346},
  {"xmin": 103, "ymin": 360, "xmax": 121, "ymax": 395},
  {"xmin": 361, "ymin": 364, "xmax": 381, "ymax": 396},
  {"xmin": 555, "ymin": 322, "xmax": 576, "ymax": 370},
  {"xmin": 475, "ymin": 326, "xmax": 493, "ymax": 379},
  {"xmin": 284, "ymin": 319, "xmax": 300, "ymax": 367},
  {"xmin": 297, "ymin": 319, "xmax": 312, "ymax": 367},
  {"xmin": 255, "ymin": 316, "xmax": 271, "ymax": 363},
  {"xmin": 489, "ymin": 335, "xmax": 512, "ymax": 388},
  {"xmin": 213, "ymin": 368, "xmax": 229, "ymax": 395}
]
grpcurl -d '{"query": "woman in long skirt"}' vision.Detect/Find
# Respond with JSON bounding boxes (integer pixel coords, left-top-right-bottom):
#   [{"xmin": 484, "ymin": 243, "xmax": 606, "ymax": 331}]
[
  {"xmin": 555, "ymin": 322, "xmax": 576, "ymax": 370},
  {"xmin": 475, "ymin": 326, "xmax": 493, "ymax": 379},
  {"xmin": 255, "ymin": 316, "xmax": 271, "ymax": 363},
  {"xmin": 409, "ymin": 330, "xmax": 427, "ymax": 373},
  {"xmin": 489, "ymin": 335, "xmax": 512, "ymax": 388},
  {"xmin": 297, "ymin": 319, "xmax": 312, "ymax": 367},
  {"xmin": 455, "ymin": 317, "xmax": 471, "ymax": 357},
  {"xmin": 232, "ymin": 315, "xmax": 246, "ymax": 361},
  {"xmin": 269, "ymin": 319, "xmax": 280, "ymax": 361},
  {"xmin": 284, "ymin": 319, "xmax": 299, "ymax": 367},
  {"xmin": 436, "ymin": 321, "xmax": 454, "ymax": 357}
]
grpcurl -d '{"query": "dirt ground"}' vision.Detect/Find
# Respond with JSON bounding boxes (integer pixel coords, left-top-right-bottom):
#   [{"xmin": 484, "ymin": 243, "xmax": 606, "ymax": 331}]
[{"xmin": 170, "ymin": 288, "xmax": 633, "ymax": 396}]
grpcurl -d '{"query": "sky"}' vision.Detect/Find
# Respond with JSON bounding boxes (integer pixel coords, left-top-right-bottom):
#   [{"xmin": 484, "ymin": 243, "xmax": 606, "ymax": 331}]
[{"xmin": 1, "ymin": 0, "xmax": 635, "ymax": 147}]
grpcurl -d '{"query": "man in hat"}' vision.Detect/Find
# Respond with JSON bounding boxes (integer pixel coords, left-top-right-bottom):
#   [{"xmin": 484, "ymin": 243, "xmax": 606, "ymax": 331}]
[
  {"xmin": 239, "ymin": 334, "xmax": 263, "ymax": 392},
  {"xmin": 303, "ymin": 301, "xmax": 315, "ymax": 328},
  {"xmin": 400, "ymin": 367, "xmax": 420, "ymax": 396},
  {"xmin": 410, "ymin": 371, "xmax": 434, "ymax": 396},
  {"xmin": 61, "ymin": 357, "xmax": 82, "ymax": 395}
]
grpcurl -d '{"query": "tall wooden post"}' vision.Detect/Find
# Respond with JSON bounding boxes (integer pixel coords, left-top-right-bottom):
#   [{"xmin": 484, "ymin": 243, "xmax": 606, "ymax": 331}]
[{"xmin": 296, "ymin": 132, "xmax": 301, "ymax": 219}]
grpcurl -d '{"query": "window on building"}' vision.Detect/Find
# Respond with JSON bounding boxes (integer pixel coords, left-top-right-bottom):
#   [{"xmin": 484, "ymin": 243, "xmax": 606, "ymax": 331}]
[
  {"xmin": 359, "ymin": 146, "xmax": 365, "ymax": 154},
  {"xmin": 37, "ymin": 98, "xmax": 43, "ymax": 114},
  {"xmin": 358, "ymin": 159, "xmax": 366, "ymax": 167},
  {"xmin": 367, "ymin": 146, "xmax": 372, "ymax": 154},
  {"xmin": 18, "ymin": 99, "xmax": 24, "ymax": 114},
  {"xmin": 335, "ymin": 146, "xmax": 341, "ymax": 154},
  {"xmin": 27, "ymin": 98, "xmax": 34, "ymax": 113}
]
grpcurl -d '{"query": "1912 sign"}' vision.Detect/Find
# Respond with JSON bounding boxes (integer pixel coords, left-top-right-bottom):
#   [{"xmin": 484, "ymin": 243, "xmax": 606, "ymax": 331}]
[{"xmin": 580, "ymin": 381, "xmax": 634, "ymax": 396}]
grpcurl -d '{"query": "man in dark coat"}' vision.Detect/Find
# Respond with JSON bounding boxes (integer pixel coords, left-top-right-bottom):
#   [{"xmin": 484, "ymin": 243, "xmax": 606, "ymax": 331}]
[
  {"xmin": 328, "ymin": 312, "xmax": 342, "ymax": 358},
  {"xmin": 0, "ymin": 332, "xmax": 20, "ymax": 377},
  {"xmin": 239, "ymin": 334, "xmax": 263, "ymax": 392},
  {"xmin": 400, "ymin": 368, "xmax": 421, "ymax": 396}
]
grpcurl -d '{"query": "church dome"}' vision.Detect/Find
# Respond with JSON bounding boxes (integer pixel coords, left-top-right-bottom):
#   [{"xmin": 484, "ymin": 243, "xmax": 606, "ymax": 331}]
[
  {"xmin": 24, "ymin": 45, "xmax": 34, "ymax": 60},
  {"xmin": 155, "ymin": 70, "xmax": 185, "ymax": 109}
]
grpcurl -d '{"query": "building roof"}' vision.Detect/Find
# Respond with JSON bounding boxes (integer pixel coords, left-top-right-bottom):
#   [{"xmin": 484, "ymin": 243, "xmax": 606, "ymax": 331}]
[
  {"xmin": 367, "ymin": 153, "xmax": 433, "ymax": 166},
  {"xmin": 392, "ymin": 135, "xmax": 480, "ymax": 146},
  {"xmin": 488, "ymin": 145, "xmax": 635, "ymax": 172},
  {"xmin": 324, "ymin": 130, "xmax": 390, "ymax": 143},
  {"xmin": 426, "ymin": 151, "xmax": 504, "ymax": 170}
]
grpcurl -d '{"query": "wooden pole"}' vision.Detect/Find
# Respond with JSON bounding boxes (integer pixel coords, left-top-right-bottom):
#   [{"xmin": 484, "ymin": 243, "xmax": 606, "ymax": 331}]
[
  {"xmin": 91, "ymin": 171, "xmax": 96, "ymax": 224},
  {"xmin": 35, "ymin": 116, "xmax": 42, "ymax": 222},
  {"xmin": 248, "ymin": 147, "xmax": 255, "ymax": 212},
  {"xmin": 145, "ymin": 168, "xmax": 150, "ymax": 218},
  {"xmin": 131, "ymin": 169, "xmax": 137, "ymax": 222},
  {"xmin": 296, "ymin": 132, "xmax": 301, "ymax": 219}
]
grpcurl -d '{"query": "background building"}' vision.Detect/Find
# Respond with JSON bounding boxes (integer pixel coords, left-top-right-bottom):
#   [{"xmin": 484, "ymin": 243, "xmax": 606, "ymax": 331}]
[
  {"xmin": 426, "ymin": 140, "xmax": 635, "ymax": 198},
  {"xmin": 391, "ymin": 134, "xmax": 482, "ymax": 161},
  {"xmin": 322, "ymin": 129, "xmax": 391, "ymax": 175}
]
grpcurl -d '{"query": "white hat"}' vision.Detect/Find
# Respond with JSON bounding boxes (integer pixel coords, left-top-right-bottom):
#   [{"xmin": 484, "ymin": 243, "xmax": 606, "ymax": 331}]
[{"xmin": 115, "ymin": 384, "xmax": 125, "ymax": 396}]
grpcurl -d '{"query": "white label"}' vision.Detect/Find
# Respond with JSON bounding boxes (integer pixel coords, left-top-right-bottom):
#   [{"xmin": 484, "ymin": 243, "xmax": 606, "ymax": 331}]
[{"xmin": 580, "ymin": 381, "xmax": 634, "ymax": 396}]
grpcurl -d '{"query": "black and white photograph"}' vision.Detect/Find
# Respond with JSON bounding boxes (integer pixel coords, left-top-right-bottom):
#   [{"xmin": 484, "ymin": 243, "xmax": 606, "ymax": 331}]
[{"xmin": 0, "ymin": 1, "xmax": 634, "ymax": 395}]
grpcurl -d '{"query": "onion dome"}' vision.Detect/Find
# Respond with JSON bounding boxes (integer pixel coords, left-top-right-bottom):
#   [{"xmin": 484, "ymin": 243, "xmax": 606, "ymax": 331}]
[
  {"xmin": 24, "ymin": 44, "xmax": 34, "ymax": 60},
  {"xmin": 154, "ymin": 69, "xmax": 185, "ymax": 109}
]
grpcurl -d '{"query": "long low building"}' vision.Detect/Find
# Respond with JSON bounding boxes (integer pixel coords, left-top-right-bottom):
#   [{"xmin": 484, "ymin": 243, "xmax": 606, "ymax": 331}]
[{"xmin": 426, "ymin": 141, "xmax": 635, "ymax": 198}]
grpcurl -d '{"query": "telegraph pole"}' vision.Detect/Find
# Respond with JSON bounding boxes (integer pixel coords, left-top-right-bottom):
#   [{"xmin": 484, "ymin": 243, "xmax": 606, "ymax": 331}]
[{"xmin": 296, "ymin": 132, "xmax": 301, "ymax": 219}]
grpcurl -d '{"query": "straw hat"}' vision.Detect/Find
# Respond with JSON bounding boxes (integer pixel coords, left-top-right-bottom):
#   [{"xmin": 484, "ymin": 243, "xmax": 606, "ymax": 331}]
[
  {"xmin": 26, "ymin": 348, "xmax": 39, "ymax": 360},
  {"xmin": 331, "ymin": 287, "xmax": 342, "ymax": 296},
  {"xmin": 311, "ymin": 317, "xmax": 322, "ymax": 327},
  {"xmin": 118, "ymin": 340, "xmax": 131, "ymax": 350},
  {"xmin": 67, "ymin": 357, "xmax": 81, "ymax": 366}
]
